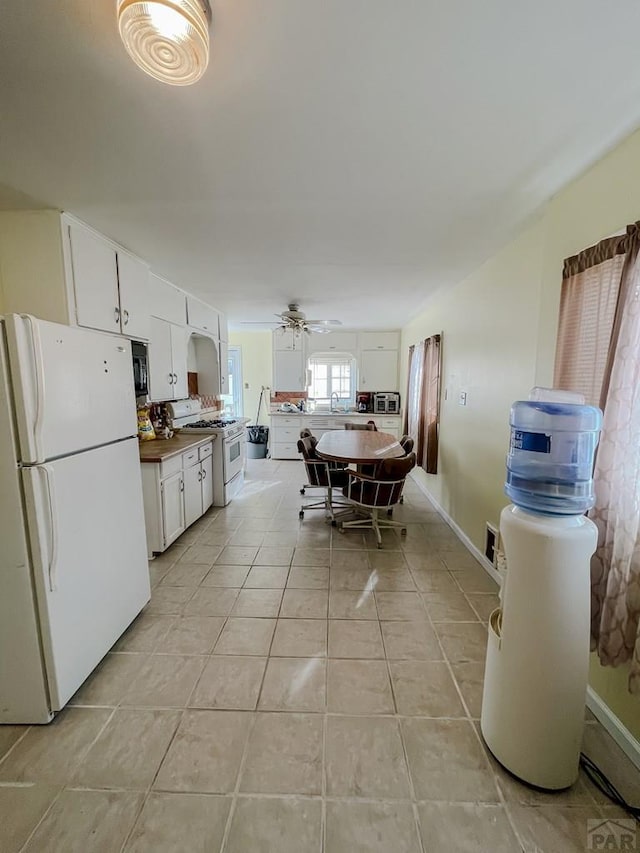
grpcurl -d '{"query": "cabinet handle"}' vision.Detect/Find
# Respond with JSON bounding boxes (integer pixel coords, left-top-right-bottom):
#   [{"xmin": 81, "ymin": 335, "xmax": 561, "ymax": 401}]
[
  {"xmin": 180, "ymin": 478, "xmax": 184, "ymax": 492},
  {"xmin": 114, "ymin": 306, "xmax": 120, "ymax": 325},
  {"xmin": 173, "ymin": 373, "xmax": 178, "ymax": 384},
  {"xmin": 198, "ymin": 470, "xmax": 202, "ymax": 482},
  {"xmin": 123, "ymin": 309, "xmax": 129, "ymax": 326},
  {"xmin": 202, "ymin": 469, "xmax": 207, "ymax": 480},
  {"xmin": 168, "ymin": 374, "xmax": 174, "ymax": 385}
]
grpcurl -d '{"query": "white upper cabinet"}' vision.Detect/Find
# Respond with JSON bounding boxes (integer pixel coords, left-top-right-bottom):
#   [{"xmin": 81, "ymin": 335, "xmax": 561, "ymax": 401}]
[
  {"xmin": 217, "ymin": 310, "xmax": 228, "ymax": 343},
  {"xmin": 307, "ymin": 331, "xmax": 358, "ymax": 354},
  {"xmin": 219, "ymin": 339, "xmax": 229, "ymax": 394},
  {"xmin": 150, "ymin": 274, "xmax": 186, "ymax": 326},
  {"xmin": 186, "ymin": 295, "xmax": 218, "ymax": 336},
  {"xmin": 359, "ymin": 349, "xmax": 399, "ymax": 391},
  {"xmin": 273, "ymin": 329, "xmax": 299, "ymax": 351},
  {"xmin": 67, "ymin": 222, "xmax": 120, "ymax": 335},
  {"xmin": 274, "ymin": 350, "xmax": 306, "ymax": 391},
  {"xmin": 66, "ymin": 220, "xmax": 150, "ymax": 340},
  {"xmin": 358, "ymin": 331, "xmax": 399, "ymax": 351},
  {"xmin": 149, "ymin": 318, "xmax": 188, "ymax": 402},
  {"xmin": 117, "ymin": 250, "xmax": 150, "ymax": 341}
]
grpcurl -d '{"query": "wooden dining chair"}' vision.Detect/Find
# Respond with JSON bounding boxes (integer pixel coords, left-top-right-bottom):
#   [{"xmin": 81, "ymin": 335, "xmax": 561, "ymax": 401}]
[
  {"xmin": 297, "ymin": 436, "xmax": 351, "ymax": 523},
  {"xmin": 339, "ymin": 452, "xmax": 416, "ymax": 547},
  {"xmin": 344, "ymin": 420, "xmax": 377, "ymax": 430}
]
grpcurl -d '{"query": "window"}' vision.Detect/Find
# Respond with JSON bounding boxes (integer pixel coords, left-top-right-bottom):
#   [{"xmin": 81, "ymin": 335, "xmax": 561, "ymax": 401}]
[
  {"xmin": 308, "ymin": 353, "xmax": 355, "ymax": 409},
  {"xmin": 222, "ymin": 346, "xmax": 243, "ymax": 417}
]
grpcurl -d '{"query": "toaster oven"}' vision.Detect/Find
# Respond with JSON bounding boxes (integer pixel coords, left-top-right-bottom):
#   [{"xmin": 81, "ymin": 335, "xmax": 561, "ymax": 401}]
[{"xmin": 373, "ymin": 392, "xmax": 400, "ymax": 414}]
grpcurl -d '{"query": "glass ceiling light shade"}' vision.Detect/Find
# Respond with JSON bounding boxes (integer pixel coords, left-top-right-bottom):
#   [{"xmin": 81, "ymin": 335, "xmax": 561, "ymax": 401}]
[{"xmin": 117, "ymin": 0, "xmax": 210, "ymax": 86}]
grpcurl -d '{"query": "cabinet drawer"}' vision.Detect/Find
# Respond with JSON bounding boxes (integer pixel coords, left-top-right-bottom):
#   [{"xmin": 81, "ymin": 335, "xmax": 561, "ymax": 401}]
[
  {"xmin": 380, "ymin": 417, "xmax": 401, "ymax": 429},
  {"xmin": 273, "ymin": 427, "xmax": 300, "ymax": 442},
  {"xmin": 160, "ymin": 454, "xmax": 182, "ymax": 479},
  {"xmin": 182, "ymin": 448, "xmax": 199, "ymax": 468},
  {"xmin": 272, "ymin": 442, "xmax": 300, "ymax": 459},
  {"xmin": 272, "ymin": 416, "xmax": 302, "ymax": 427},
  {"xmin": 199, "ymin": 441, "xmax": 213, "ymax": 461}
]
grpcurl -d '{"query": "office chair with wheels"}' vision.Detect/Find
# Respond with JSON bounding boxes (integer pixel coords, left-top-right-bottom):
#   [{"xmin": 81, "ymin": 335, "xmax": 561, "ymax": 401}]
[
  {"xmin": 339, "ymin": 452, "xmax": 416, "ymax": 547},
  {"xmin": 297, "ymin": 436, "xmax": 351, "ymax": 524}
]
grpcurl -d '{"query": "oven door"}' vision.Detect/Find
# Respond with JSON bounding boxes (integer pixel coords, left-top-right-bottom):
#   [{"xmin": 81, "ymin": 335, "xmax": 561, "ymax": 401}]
[{"xmin": 223, "ymin": 433, "xmax": 244, "ymax": 484}]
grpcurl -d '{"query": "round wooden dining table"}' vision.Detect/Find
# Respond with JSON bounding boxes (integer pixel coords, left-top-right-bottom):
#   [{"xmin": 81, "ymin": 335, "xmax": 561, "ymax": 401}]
[{"xmin": 315, "ymin": 430, "xmax": 405, "ymax": 464}]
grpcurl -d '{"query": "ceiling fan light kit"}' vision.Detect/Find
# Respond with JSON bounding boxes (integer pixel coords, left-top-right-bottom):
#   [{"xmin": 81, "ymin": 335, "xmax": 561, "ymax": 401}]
[{"xmin": 117, "ymin": 0, "xmax": 211, "ymax": 86}]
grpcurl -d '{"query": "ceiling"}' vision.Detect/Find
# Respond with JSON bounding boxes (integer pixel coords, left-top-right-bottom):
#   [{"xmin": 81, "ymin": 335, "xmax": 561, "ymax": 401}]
[{"xmin": 2, "ymin": 1, "xmax": 640, "ymax": 330}]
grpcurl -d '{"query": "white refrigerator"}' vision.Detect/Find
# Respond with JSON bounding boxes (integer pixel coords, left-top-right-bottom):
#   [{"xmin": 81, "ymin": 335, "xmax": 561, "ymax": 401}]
[{"xmin": 0, "ymin": 314, "xmax": 150, "ymax": 724}]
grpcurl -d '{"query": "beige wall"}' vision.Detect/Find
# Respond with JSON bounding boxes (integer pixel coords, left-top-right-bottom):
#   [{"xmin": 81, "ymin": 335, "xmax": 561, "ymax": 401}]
[
  {"xmin": 401, "ymin": 127, "xmax": 640, "ymax": 740},
  {"xmin": 229, "ymin": 331, "xmax": 272, "ymax": 425}
]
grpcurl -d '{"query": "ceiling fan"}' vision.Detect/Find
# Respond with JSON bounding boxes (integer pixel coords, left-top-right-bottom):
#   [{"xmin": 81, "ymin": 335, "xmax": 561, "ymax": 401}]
[{"xmin": 243, "ymin": 304, "xmax": 342, "ymax": 336}]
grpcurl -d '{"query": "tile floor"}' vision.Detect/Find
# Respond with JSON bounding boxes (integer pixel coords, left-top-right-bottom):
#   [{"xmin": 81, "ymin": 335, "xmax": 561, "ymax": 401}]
[{"xmin": 1, "ymin": 458, "xmax": 639, "ymax": 852}]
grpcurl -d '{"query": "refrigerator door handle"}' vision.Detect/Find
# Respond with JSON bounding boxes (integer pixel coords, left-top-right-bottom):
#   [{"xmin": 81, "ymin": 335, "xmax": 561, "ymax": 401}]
[
  {"xmin": 24, "ymin": 315, "xmax": 46, "ymax": 461},
  {"xmin": 41, "ymin": 465, "xmax": 59, "ymax": 592}
]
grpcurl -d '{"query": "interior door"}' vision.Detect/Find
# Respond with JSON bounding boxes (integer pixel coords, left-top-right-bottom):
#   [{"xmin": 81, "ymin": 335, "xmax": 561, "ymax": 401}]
[
  {"xmin": 5, "ymin": 315, "xmax": 137, "ymax": 464},
  {"xmin": 67, "ymin": 222, "xmax": 120, "ymax": 334},
  {"xmin": 183, "ymin": 462, "xmax": 203, "ymax": 528},
  {"xmin": 21, "ymin": 438, "xmax": 150, "ymax": 710},
  {"xmin": 149, "ymin": 317, "xmax": 174, "ymax": 402},
  {"xmin": 117, "ymin": 251, "xmax": 150, "ymax": 341},
  {"xmin": 201, "ymin": 454, "xmax": 213, "ymax": 512}
]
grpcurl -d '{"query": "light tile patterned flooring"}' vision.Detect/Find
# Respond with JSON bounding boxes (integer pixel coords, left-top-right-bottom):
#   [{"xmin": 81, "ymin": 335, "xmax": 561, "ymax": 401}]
[{"xmin": 1, "ymin": 458, "xmax": 639, "ymax": 852}]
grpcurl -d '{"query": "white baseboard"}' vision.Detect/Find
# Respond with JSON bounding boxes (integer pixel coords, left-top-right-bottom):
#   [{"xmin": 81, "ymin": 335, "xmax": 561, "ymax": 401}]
[
  {"xmin": 586, "ymin": 686, "xmax": 640, "ymax": 771},
  {"xmin": 409, "ymin": 472, "xmax": 502, "ymax": 587},
  {"xmin": 408, "ymin": 474, "xmax": 640, "ymax": 772}
]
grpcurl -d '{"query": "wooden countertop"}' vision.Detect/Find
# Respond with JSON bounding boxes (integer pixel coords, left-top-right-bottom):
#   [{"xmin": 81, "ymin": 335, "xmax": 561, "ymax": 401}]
[{"xmin": 138, "ymin": 433, "xmax": 216, "ymax": 464}]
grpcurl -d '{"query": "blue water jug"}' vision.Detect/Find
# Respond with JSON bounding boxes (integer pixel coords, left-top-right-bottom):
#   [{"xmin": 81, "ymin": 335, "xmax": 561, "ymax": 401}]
[{"xmin": 505, "ymin": 389, "xmax": 603, "ymax": 516}]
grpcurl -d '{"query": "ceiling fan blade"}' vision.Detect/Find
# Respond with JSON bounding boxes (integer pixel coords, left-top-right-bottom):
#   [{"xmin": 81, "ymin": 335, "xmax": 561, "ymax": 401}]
[
  {"xmin": 305, "ymin": 319, "xmax": 342, "ymax": 326},
  {"xmin": 307, "ymin": 325, "xmax": 332, "ymax": 334}
]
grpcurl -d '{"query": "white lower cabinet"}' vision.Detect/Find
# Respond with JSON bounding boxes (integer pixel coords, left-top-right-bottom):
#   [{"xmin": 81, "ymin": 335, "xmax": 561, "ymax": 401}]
[
  {"xmin": 141, "ymin": 440, "xmax": 214, "ymax": 556},
  {"xmin": 160, "ymin": 470, "xmax": 185, "ymax": 548},
  {"xmin": 269, "ymin": 414, "xmax": 402, "ymax": 459}
]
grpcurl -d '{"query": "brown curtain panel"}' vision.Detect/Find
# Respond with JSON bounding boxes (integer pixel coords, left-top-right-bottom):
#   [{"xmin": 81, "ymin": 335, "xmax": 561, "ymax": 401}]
[{"xmin": 421, "ymin": 334, "xmax": 442, "ymax": 474}]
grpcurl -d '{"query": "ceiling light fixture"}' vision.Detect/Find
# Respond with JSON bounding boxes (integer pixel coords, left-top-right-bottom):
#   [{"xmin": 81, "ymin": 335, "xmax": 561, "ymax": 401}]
[{"xmin": 117, "ymin": 0, "xmax": 211, "ymax": 86}]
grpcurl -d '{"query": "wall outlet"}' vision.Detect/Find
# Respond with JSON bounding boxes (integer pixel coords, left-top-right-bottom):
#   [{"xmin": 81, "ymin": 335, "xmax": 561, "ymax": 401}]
[
  {"xmin": 458, "ymin": 391, "xmax": 467, "ymax": 406},
  {"xmin": 485, "ymin": 522, "xmax": 498, "ymax": 565}
]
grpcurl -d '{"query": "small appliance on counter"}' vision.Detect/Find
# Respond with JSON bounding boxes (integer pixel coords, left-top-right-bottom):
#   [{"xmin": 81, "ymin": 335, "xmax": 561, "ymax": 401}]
[
  {"xmin": 131, "ymin": 340, "xmax": 148, "ymax": 397},
  {"xmin": 356, "ymin": 393, "xmax": 372, "ymax": 413},
  {"xmin": 373, "ymin": 392, "xmax": 401, "ymax": 414}
]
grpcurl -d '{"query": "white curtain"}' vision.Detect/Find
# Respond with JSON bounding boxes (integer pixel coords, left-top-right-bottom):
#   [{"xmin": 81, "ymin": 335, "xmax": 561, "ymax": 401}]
[
  {"xmin": 406, "ymin": 341, "xmax": 424, "ymax": 446},
  {"xmin": 589, "ymin": 254, "xmax": 640, "ymax": 692}
]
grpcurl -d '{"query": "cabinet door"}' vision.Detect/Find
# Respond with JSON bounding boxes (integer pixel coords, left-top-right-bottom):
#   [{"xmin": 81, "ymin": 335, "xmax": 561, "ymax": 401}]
[
  {"xmin": 117, "ymin": 251, "xmax": 150, "ymax": 341},
  {"xmin": 186, "ymin": 296, "xmax": 217, "ymax": 334},
  {"xmin": 67, "ymin": 223, "xmax": 120, "ymax": 334},
  {"xmin": 161, "ymin": 471, "xmax": 185, "ymax": 547},
  {"xmin": 218, "ymin": 311, "xmax": 228, "ymax": 343},
  {"xmin": 273, "ymin": 329, "xmax": 297, "ymax": 351},
  {"xmin": 149, "ymin": 317, "xmax": 174, "ymax": 401},
  {"xmin": 219, "ymin": 339, "xmax": 229, "ymax": 394},
  {"xmin": 170, "ymin": 323, "xmax": 188, "ymax": 400},
  {"xmin": 360, "ymin": 349, "xmax": 398, "ymax": 390},
  {"xmin": 358, "ymin": 331, "xmax": 399, "ymax": 351},
  {"xmin": 201, "ymin": 454, "xmax": 213, "ymax": 513},
  {"xmin": 274, "ymin": 350, "xmax": 305, "ymax": 391},
  {"xmin": 183, "ymin": 462, "xmax": 203, "ymax": 528},
  {"xmin": 150, "ymin": 274, "xmax": 186, "ymax": 325}
]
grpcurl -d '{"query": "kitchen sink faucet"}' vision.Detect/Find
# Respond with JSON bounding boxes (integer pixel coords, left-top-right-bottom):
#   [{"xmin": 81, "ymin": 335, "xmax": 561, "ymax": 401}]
[{"xmin": 330, "ymin": 392, "xmax": 340, "ymax": 412}]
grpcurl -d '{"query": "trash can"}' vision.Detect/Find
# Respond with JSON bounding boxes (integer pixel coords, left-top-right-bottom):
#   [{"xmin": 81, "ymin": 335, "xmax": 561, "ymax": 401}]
[{"xmin": 246, "ymin": 425, "xmax": 269, "ymax": 459}]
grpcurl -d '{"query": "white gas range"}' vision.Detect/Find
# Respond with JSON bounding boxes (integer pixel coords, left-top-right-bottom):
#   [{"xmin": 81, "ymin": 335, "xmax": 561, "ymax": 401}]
[{"xmin": 167, "ymin": 400, "xmax": 247, "ymax": 506}]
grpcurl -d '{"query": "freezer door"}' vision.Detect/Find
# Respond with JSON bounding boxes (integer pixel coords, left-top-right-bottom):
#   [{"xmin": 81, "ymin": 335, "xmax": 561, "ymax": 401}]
[
  {"xmin": 22, "ymin": 437, "xmax": 150, "ymax": 710},
  {"xmin": 4, "ymin": 314, "xmax": 137, "ymax": 464},
  {"xmin": 0, "ymin": 331, "xmax": 51, "ymax": 722}
]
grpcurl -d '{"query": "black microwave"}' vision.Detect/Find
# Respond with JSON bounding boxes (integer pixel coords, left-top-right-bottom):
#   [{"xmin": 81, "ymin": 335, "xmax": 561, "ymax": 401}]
[{"xmin": 131, "ymin": 341, "xmax": 149, "ymax": 397}]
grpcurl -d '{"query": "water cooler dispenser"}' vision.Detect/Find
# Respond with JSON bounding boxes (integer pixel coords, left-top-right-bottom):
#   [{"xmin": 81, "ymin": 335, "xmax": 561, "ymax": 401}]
[{"xmin": 480, "ymin": 389, "xmax": 602, "ymax": 789}]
